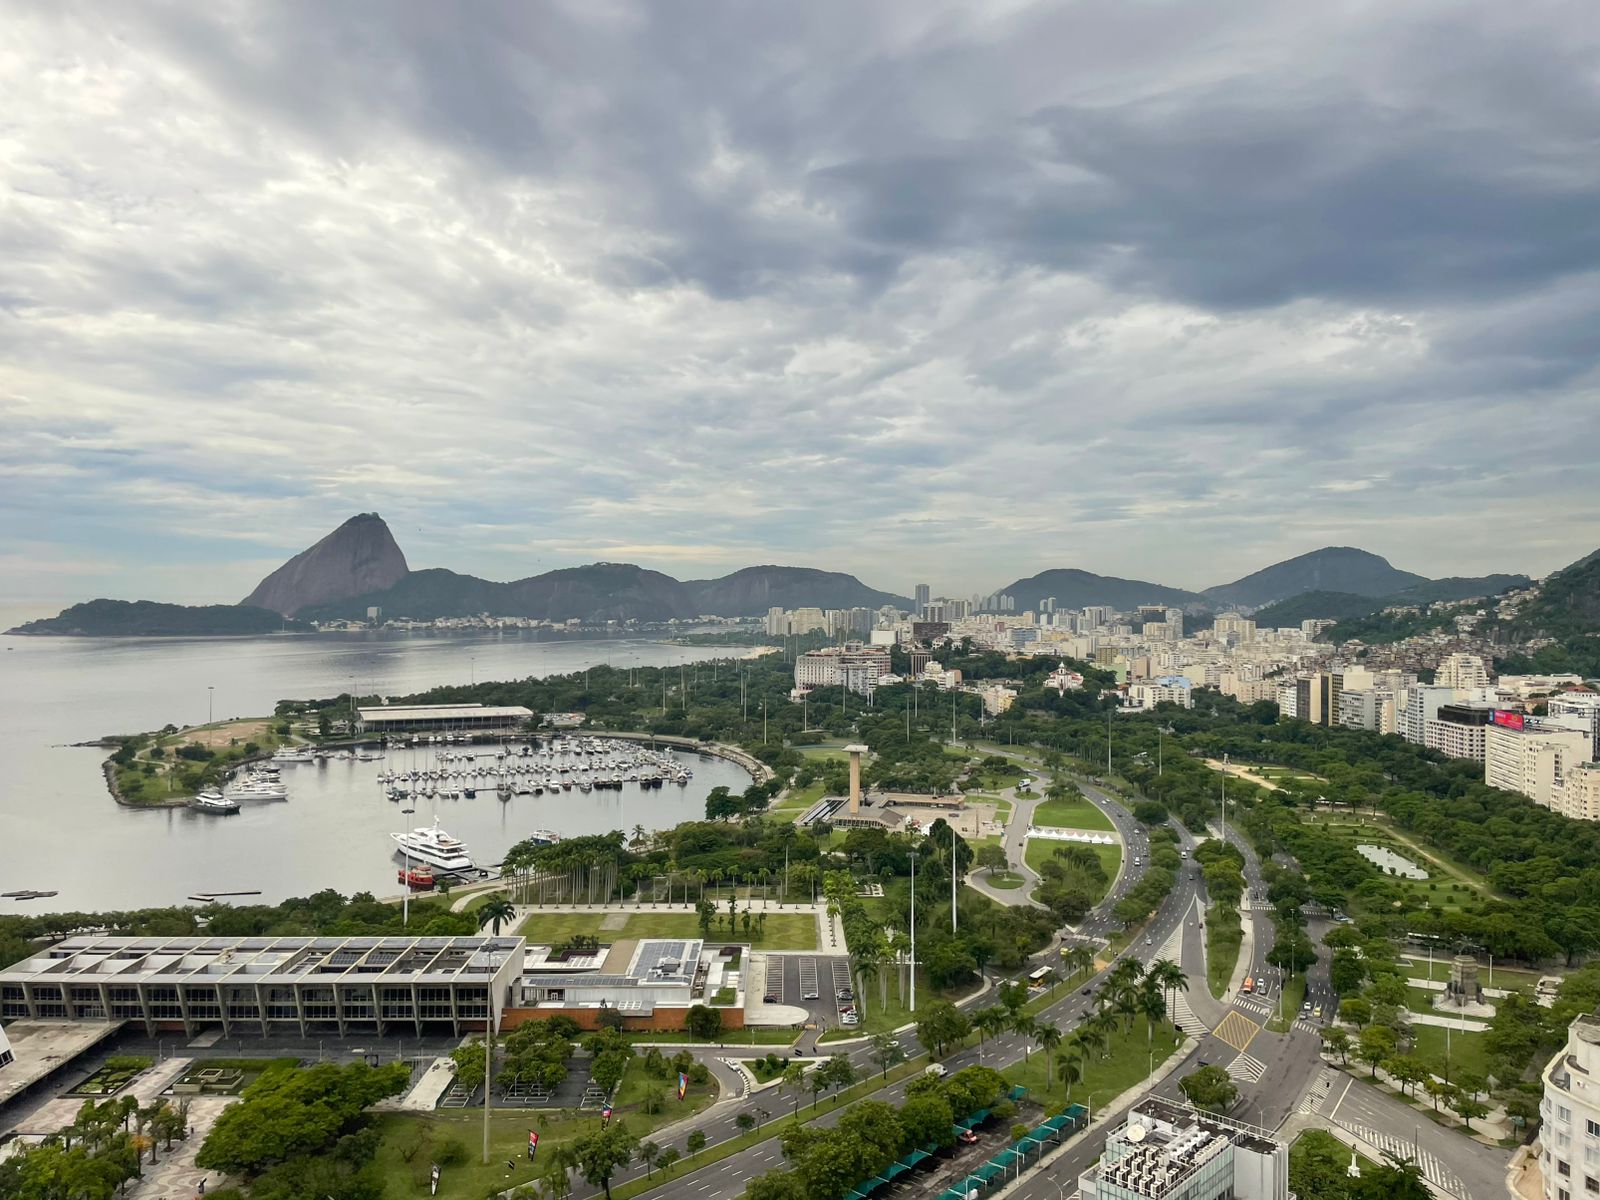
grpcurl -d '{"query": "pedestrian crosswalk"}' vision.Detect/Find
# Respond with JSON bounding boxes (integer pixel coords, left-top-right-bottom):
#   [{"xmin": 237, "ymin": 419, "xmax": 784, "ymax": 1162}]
[
  {"xmin": 1234, "ymin": 995, "xmax": 1273, "ymax": 1017},
  {"xmin": 1226, "ymin": 1052, "xmax": 1267, "ymax": 1083},
  {"xmin": 1294, "ymin": 1018, "xmax": 1321, "ymax": 1035},
  {"xmin": 1170, "ymin": 992, "xmax": 1209, "ymax": 1037},
  {"xmin": 1332, "ymin": 1118, "xmax": 1467, "ymax": 1198},
  {"xmin": 1298, "ymin": 1068, "xmax": 1339, "ymax": 1115}
]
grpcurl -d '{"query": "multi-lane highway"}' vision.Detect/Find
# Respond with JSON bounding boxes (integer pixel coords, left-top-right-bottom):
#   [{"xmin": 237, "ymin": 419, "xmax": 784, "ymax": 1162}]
[{"xmin": 554, "ymin": 757, "xmax": 1507, "ymax": 1200}]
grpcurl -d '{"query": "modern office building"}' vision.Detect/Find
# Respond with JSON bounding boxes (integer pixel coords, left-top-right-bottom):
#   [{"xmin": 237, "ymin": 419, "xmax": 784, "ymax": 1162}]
[
  {"xmin": 0, "ymin": 1023, "xmax": 12, "ymax": 1071},
  {"xmin": 0, "ymin": 934, "xmax": 749, "ymax": 1039},
  {"xmin": 0, "ymin": 935, "xmax": 523, "ymax": 1037},
  {"xmin": 914, "ymin": 583, "xmax": 931, "ymax": 617},
  {"xmin": 1078, "ymin": 1099, "xmax": 1289, "ymax": 1200},
  {"xmin": 1539, "ymin": 1011, "xmax": 1600, "ymax": 1200},
  {"xmin": 355, "ymin": 703, "xmax": 533, "ymax": 734},
  {"xmin": 1425, "ymin": 703, "xmax": 1493, "ymax": 761}
]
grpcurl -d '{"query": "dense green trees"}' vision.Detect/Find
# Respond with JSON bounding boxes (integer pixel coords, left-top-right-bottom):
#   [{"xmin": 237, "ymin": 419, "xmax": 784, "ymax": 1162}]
[
  {"xmin": 746, "ymin": 1067, "xmax": 1005, "ymax": 1200},
  {"xmin": 195, "ymin": 1061, "xmax": 409, "ymax": 1189}
]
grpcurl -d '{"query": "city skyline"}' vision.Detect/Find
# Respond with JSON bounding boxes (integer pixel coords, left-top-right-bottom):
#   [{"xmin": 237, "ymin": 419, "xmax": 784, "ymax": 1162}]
[{"xmin": 3, "ymin": 3, "xmax": 1599, "ymax": 601}]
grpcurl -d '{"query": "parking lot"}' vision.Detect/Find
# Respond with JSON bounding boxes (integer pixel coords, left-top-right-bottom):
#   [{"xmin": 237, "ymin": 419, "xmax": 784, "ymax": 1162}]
[{"xmin": 763, "ymin": 954, "xmax": 853, "ymax": 1027}]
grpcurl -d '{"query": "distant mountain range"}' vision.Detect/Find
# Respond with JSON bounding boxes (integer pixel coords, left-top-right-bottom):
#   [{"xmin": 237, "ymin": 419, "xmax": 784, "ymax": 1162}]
[
  {"xmin": 1252, "ymin": 575, "xmax": 1533, "ymax": 628},
  {"xmin": 3, "ymin": 515, "xmax": 1546, "ymax": 636},
  {"xmin": 993, "ymin": 547, "xmax": 1524, "ymax": 620}
]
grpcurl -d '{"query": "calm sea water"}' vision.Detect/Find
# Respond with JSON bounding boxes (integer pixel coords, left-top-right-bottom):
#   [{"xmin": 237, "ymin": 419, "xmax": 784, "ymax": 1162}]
[{"xmin": 0, "ymin": 618, "xmax": 745, "ymax": 912}]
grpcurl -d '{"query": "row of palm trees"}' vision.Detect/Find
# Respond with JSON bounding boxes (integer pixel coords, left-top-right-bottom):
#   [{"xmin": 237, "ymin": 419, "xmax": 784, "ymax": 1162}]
[{"xmin": 971, "ymin": 956, "xmax": 1188, "ymax": 1101}]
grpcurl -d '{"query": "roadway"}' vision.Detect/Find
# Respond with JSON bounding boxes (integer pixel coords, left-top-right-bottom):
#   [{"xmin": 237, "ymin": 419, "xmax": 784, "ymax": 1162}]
[
  {"xmin": 573, "ymin": 776, "xmax": 1189, "ymax": 1200},
  {"xmin": 563, "ymin": 761, "xmax": 1508, "ymax": 1200}
]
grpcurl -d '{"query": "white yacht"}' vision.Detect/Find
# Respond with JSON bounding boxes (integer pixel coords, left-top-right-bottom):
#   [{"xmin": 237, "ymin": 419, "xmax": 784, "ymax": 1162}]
[
  {"xmin": 271, "ymin": 747, "xmax": 314, "ymax": 763},
  {"xmin": 229, "ymin": 774, "xmax": 288, "ymax": 800},
  {"xmin": 191, "ymin": 789, "xmax": 240, "ymax": 814},
  {"xmin": 391, "ymin": 818, "xmax": 475, "ymax": 873}
]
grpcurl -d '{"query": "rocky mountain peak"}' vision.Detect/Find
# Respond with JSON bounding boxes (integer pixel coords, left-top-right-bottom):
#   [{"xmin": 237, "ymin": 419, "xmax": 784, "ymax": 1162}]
[{"xmin": 241, "ymin": 513, "xmax": 410, "ymax": 616}]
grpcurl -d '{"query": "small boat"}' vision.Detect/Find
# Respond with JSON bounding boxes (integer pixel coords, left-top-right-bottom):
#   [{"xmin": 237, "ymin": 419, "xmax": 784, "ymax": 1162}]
[
  {"xmin": 398, "ymin": 865, "xmax": 436, "ymax": 890},
  {"xmin": 191, "ymin": 790, "xmax": 241, "ymax": 815}
]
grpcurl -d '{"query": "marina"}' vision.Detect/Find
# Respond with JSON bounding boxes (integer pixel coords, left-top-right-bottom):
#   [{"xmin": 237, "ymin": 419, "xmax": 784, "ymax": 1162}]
[{"xmin": 0, "ymin": 623, "xmax": 743, "ymax": 911}]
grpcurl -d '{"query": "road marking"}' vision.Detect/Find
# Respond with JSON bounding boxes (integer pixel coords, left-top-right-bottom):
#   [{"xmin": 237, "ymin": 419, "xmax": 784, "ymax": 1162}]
[
  {"xmin": 1211, "ymin": 1010, "xmax": 1263, "ymax": 1053},
  {"xmin": 1331, "ymin": 1117, "xmax": 1468, "ymax": 1198},
  {"xmin": 1225, "ymin": 1051, "xmax": 1267, "ymax": 1083}
]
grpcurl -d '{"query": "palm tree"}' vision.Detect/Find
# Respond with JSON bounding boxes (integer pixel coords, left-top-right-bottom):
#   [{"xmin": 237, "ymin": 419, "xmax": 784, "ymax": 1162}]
[
  {"xmin": 1057, "ymin": 1049, "xmax": 1085, "ymax": 1101},
  {"xmin": 477, "ymin": 895, "xmax": 517, "ymax": 937},
  {"xmin": 1035, "ymin": 1025, "xmax": 1064, "ymax": 1090},
  {"xmin": 1138, "ymin": 976, "xmax": 1167, "ymax": 1042},
  {"xmin": 975, "ymin": 1006, "xmax": 1009, "ymax": 1056},
  {"xmin": 632, "ymin": 823, "xmax": 649, "ymax": 848},
  {"xmin": 1012, "ymin": 1012, "xmax": 1037, "ymax": 1060}
]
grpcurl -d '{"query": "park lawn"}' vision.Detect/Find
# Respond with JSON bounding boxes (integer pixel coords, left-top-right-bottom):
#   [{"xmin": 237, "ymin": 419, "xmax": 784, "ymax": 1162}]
[
  {"xmin": 515, "ymin": 910, "xmax": 818, "ymax": 951},
  {"xmin": 986, "ymin": 871, "xmax": 1026, "ymax": 890},
  {"xmin": 771, "ymin": 781, "xmax": 825, "ymax": 820},
  {"xmin": 371, "ymin": 1073, "xmax": 715, "ymax": 1200},
  {"xmin": 1411, "ymin": 1025, "xmax": 1492, "ymax": 1084},
  {"xmin": 1031, "ymin": 797, "xmax": 1114, "ymax": 832},
  {"xmin": 1399, "ymin": 956, "xmax": 1544, "ymax": 989},
  {"xmin": 799, "ymin": 746, "xmax": 853, "ymax": 763},
  {"xmin": 1024, "ymin": 838, "xmax": 1121, "ymax": 893},
  {"xmin": 1000, "ymin": 1015, "xmax": 1181, "ymax": 1112},
  {"xmin": 1314, "ymin": 817, "xmax": 1501, "ymax": 901}
]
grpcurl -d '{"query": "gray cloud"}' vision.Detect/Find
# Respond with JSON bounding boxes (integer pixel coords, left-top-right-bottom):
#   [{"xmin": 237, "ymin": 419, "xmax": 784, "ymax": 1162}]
[{"xmin": 0, "ymin": 0, "xmax": 1597, "ymax": 604}]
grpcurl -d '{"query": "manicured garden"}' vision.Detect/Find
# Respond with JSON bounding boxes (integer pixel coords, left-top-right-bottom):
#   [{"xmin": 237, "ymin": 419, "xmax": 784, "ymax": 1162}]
[{"xmin": 1031, "ymin": 796, "xmax": 1114, "ymax": 831}]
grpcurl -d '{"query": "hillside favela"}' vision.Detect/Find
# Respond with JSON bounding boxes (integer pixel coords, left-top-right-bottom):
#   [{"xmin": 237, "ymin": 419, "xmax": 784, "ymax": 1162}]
[{"xmin": 3, "ymin": 8, "xmax": 1599, "ymax": 1200}]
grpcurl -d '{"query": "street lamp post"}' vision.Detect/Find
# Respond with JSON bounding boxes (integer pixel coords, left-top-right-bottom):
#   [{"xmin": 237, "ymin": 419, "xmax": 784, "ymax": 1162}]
[
  {"xmin": 207, "ymin": 685, "xmax": 214, "ymax": 726},
  {"xmin": 909, "ymin": 850, "xmax": 918, "ymax": 1014},
  {"xmin": 483, "ymin": 952, "xmax": 502, "ymax": 1165}
]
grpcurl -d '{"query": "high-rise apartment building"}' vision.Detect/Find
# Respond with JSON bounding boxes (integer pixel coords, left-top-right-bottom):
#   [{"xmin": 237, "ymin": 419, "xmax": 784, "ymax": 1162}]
[
  {"xmin": 765, "ymin": 606, "xmax": 787, "ymax": 637},
  {"xmin": 1539, "ymin": 1012, "xmax": 1600, "ymax": 1200},
  {"xmin": 1485, "ymin": 715, "xmax": 1594, "ymax": 811},
  {"xmin": 1399, "ymin": 685, "xmax": 1458, "ymax": 746},
  {"xmin": 1549, "ymin": 693, "xmax": 1600, "ymax": 757},
  {"xmin": 1213, "ymin": 613, "xmax": 1257, "ymax": 643},
  {"xmin": 1436, "ymin": 652, "xmax": 1490, "ymax": 689},
  {"xmin": 914, "ymin": 583, "xmax": 930, "ymax": 617},
  {"xmin": 793, "ymin": 642, "xmax": 892, "ymax": 696}
]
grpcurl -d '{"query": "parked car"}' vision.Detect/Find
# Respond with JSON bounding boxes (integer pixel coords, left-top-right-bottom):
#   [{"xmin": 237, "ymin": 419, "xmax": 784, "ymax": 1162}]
[
  {"xmin": 802, "ymin": 991, "xmax": 820, "ymax": 1001},
  {"xmin": 763, "ymin": 994, "xmax": 778, "ymax": 1003}
]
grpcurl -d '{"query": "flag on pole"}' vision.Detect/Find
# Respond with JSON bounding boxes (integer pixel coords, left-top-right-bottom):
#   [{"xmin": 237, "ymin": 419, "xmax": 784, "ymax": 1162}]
[
  {"xmin": 528, "ymin": 1131, "xmax": 539, "ymax": 1160},
  {"xmin": 677, "ymin": 1071, "xmax": 688, "ymax": 1100},
  {"xmin": 601, "ymin": 1104, "xmax": 612, "ymax": 1125}
]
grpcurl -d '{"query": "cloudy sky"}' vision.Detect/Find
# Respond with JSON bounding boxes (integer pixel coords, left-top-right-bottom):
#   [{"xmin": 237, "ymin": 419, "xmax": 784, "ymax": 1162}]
[{"xmin": 3, "ymin": 1, "xmax": 1598, "ymax": 606}]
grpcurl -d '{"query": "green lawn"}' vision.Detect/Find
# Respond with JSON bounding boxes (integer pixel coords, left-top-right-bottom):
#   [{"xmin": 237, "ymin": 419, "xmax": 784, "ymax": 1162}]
[
  {"xmin": 371, "ymin": 1064, "xmax": 717, "ymax": 1200},
  {"xmin": 1024, "ymin": 838, "xmax": 1121, "ymax": 893},
  {"xmin": 986, "ymin": 871, "xmax": 1026, "ymax": 890},
  {"xmin": 1411, "ymin": 1025, "xmax": 1492, "ymax": 1084},
  {"xmin": 1206, "ymin": 904, "xmax": 1243, "ymax": 1000},
  {"xmin": 1400, "ymin": 956, "xmax": 1544, "ymax": 989},
  {"xmin": 514, "ymin": 910, "xmax": 818, "ymax": 951},
  {"xmin": 799, "ymin": 746, "xmax": 853, "ymax": 763},
  {"xmin": 771, "ymin": 781, "xmax": 825, "ymax": 820},
  {"xmin": 1031, "ymin": 797, "xmax": 1114, "ymax": 832},
  {"xmin": 999, "ymin": 1015, "xmax": 1181, "ymax": 1112}
]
